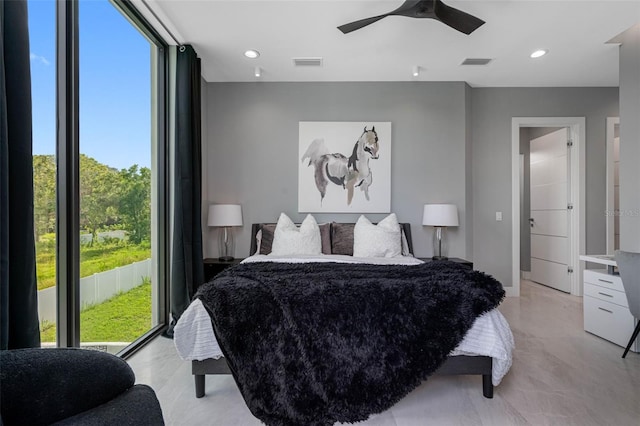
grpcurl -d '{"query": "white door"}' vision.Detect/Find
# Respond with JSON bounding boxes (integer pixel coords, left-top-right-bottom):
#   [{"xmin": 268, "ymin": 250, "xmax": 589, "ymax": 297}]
[{"xmin": 530, "ymin": 128, "xmax": 571, "ymax": 293}]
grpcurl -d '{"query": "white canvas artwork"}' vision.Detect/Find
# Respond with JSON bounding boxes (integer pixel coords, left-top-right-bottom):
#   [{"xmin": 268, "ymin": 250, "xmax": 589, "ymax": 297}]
[{"xmin": 299, "ymin": 121, "xmax": 391, "ymax": 213}]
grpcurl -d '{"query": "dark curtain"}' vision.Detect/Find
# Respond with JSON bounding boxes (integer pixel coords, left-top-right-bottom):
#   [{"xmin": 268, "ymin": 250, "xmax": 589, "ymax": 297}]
[
  {"xmin": 166, "ymin": 45, "xmax": 204, "ymax": 337},
  {"xmin": 0, "ymin": 0, "xmax": 41, "ymax": 349}
]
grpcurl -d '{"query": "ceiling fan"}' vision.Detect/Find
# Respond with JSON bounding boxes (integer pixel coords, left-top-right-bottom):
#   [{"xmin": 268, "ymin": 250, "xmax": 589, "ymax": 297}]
[{"xmin": 338, "ymin": 0, "xmax": 485, "ymax": 35}]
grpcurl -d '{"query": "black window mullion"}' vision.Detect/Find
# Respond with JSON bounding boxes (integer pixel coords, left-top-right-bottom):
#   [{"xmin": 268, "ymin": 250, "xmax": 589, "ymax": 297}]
[
  {"xmin": 55, "ymin": 0, "xmax": 80, "ymax": 348},
  {"xmin": 156, "ymin": 45, "xmax": 170, "ymax": 329}
]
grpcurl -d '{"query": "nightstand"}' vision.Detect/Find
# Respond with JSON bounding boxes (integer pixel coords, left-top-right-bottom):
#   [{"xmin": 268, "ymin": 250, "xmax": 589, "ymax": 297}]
[
  {"xmin": 418, "ymin": 257, "xmax": 473, "ymax": 270},
  {"xmin": 203, "ymin": 258, "xmax": 244, "ymax": 282}
]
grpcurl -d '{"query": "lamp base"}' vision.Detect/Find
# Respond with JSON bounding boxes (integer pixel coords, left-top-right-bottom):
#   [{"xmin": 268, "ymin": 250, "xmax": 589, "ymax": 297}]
[
  {"xmin": 432, "ymin": 226, "xmax": 449, "ymax": 260},
  {"xmin": 218, "ymin": 227, "xmax": 235, "ymax": 262}
]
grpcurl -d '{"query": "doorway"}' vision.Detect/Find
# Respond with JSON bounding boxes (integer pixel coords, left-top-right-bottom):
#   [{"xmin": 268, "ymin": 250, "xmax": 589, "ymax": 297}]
[
  {"xmin": 527, "ymin": 128, "xmax": 571, "ymax": 293},
  {"xmin": 511, "ymin": 118, "xmax": 586, "ymax": 297}
]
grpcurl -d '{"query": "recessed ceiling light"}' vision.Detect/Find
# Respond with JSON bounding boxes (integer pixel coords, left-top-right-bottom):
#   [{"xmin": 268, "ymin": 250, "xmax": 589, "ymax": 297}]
[
  {"xmin": 244, "ymin": 49, "xmax": 260, "ymax": 59},
  {"xmin": 530, "ymin": 49, "xmax": 548, "ymax": 58}
]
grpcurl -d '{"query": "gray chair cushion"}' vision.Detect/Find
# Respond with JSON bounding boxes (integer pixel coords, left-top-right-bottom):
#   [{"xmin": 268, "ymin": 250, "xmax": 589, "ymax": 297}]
[{"xmin": 614, "ymin": 250, "xmax": 640, "ymax": 318}]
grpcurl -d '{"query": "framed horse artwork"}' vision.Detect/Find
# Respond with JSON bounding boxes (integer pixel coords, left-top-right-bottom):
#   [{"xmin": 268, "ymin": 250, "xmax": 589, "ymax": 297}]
[{"xmin": 298, "ymin": 121, "xmax": 391, "ymax": 213}]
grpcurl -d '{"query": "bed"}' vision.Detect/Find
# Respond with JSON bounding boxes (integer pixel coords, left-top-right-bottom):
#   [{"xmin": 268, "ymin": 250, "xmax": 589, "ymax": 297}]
[{"xmin": 174, "ymin": 216, "xmax": 513, "ymax": 425}]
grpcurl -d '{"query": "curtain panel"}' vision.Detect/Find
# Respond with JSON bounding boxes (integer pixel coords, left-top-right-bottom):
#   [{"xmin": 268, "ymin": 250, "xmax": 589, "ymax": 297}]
[
  {"xmin": 0, "ymin": 0, "xmax": 41, "ymax": 349},
  {"xmin": 167, "ymin": 45, "xmax": 204, "ymax": 336}
]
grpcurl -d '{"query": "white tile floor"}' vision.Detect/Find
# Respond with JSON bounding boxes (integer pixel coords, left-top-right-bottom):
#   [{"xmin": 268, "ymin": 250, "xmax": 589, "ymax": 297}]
[{"xmin": 128, "ymin": 281, "xmax": 640, "ymax": 425}]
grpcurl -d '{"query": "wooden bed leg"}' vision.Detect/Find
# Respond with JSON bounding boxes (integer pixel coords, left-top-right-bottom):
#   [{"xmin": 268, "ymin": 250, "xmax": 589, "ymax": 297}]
[
  {"xmin": 482, "ymin": 374, "xmax": 493, "ymax": 399},
  {"xmin": 195, "ymin": 374, "xmax": 205, "ymax": 398}
]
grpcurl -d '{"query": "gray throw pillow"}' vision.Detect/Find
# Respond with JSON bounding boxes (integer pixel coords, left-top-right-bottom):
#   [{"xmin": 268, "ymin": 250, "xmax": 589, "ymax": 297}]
[
  {"xmin": 258, "ymin": 224, "xmax": 277, "ymax": 255},
  {"xmin": 331, "ymin": 223, "xmax": 355, "ymax": 255}
]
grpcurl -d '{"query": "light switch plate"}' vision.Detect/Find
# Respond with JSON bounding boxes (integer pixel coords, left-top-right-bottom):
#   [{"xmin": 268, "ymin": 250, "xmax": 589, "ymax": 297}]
[{"xmin": 496, "ymin": 212, "xmax": 503, "ymax": 221}]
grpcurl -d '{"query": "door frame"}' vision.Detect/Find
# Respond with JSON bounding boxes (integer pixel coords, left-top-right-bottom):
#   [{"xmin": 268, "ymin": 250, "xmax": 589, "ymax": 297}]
[
  {"xmin": 606, "ymin": 117, "xmax": 620, "ymax": 254},
  {"xmin": 511, "ymin": 117, "xmax": 586, "ymax": 297}
]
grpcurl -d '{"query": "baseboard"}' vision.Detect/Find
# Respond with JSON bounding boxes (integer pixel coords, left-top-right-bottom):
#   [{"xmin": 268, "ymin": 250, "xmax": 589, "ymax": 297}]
[
  {"xmin": 504, "ymin": 286, "xmax": 520, "ymax": 297},
  {"xmin": 520, "ymin": 270, "xmax": 531, "ymax": 280}
]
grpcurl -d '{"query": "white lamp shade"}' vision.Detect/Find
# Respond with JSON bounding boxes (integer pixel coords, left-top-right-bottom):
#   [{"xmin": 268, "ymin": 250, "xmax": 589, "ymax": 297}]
[
  {"xmin": 208, "ymin": 204, "xmax": 243, "ymax": 227},
  {"xmin": 422, "ymin": 204, "xmax": 459, "ymax": 227}
]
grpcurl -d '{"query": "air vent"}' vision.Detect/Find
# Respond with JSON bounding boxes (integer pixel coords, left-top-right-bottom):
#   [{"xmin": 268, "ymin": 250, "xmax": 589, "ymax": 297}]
[
  {"xmin": 293, "ymin": 57, "xmax": 323, "ymax": 67},
  {"xmin": 461, "ymin": 58, "xmax": 492, "ymax": 66}
]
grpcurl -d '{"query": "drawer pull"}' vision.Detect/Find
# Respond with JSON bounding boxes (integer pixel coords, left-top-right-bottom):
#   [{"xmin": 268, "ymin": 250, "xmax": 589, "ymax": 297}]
[
  {"xmin": 598, "ymin": 307, "xmax": 613, "ymax": 314},
  {"xmin": 598, "ymin": 279, "xmax": 614, "ymax": 284},
  {"xmin": 598, "ymin": 292, "xmax": 613, "ymax": 298}
]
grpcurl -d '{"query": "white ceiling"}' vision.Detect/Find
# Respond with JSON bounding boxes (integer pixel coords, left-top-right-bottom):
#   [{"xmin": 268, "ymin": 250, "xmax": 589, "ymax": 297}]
[{"xmin": 142, "ymin": 0, "xmax": 640, "ymax": 87}]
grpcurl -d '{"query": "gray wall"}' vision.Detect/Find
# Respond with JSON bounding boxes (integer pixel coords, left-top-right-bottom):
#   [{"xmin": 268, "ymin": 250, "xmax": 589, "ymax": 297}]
[
  {"xmin": 472, "ymin": 88, "xmax": 619, "ymax": 287},
  {"xmin": 201, "ymin": 83, "xmax": 619, "ymax": 288},
  {"xmin": 465, "ymin": 84, "xmax": 474, "ymax": 261},
  {"xmin": 617, "ymin": 26, "xmax": 640, "ymax": 252},
  {"xmin": 203, "ymin": 82, "xmax": 471, "ymax": 259},
  {"xmin": 519, "ymin": 128, "xmax": 531, "ymax": 271}
]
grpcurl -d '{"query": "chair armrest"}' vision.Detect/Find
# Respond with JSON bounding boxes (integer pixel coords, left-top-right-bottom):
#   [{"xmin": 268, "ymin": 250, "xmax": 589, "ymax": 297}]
[
  {"xmin": 51, "ymin": 385, "xmax": 164, "ymax": 426},
  {"xmin": 1, "ymin": 348, "xmax": 135, "ymax": 425}
]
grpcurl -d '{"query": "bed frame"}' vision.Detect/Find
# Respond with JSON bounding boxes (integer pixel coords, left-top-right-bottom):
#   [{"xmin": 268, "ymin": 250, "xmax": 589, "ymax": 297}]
[{"xmin": 191, "ymin": 222, "xmax": 494, "ymax": 399}]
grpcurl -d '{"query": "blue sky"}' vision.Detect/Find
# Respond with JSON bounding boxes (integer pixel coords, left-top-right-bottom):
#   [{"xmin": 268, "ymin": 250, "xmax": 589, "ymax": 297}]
[{"xmin": 29, "ymin": 0, "xmax": 152, "ymax": 170}]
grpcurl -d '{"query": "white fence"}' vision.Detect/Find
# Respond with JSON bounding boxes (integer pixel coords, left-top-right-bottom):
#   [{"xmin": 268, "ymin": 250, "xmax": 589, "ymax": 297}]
[{"xmin": 38, "ymin": 259, "xmax": 151, "ymax": 324}]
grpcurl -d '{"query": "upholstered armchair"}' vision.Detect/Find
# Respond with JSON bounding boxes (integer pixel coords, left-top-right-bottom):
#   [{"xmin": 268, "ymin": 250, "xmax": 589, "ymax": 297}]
[
  {"xmin": 615, "ymin": 250, "xmax": 640, "ymax": 358},
  {"xmin": 0, "ymin": 348, "xmax": 164, "ymax": 425}
]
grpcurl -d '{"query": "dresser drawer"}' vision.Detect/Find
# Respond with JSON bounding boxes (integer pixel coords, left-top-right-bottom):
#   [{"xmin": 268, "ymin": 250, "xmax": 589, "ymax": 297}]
[
  {"xmin": 583, "ymin": 270, "xmax": 624, "ymax": 292},
  {"xmin": 584, "ymin": 295, "xmax": 637, "ymax": 351},
  {"xmin": 583, "ymin": 282, "xmax": 628, "ymax": 308}
]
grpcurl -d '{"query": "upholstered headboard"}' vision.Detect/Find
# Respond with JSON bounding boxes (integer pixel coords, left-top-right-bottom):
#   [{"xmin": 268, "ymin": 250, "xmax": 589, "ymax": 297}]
[{"xmin": 249, "ymin": 222, "xmax": 413, "ymax": 256}]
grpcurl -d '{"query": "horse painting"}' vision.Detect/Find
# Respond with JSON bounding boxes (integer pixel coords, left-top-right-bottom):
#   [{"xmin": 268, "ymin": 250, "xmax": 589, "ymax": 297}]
[{"xmin": 301, "ymin": 126, "xmax": 380, "ymax": 206}]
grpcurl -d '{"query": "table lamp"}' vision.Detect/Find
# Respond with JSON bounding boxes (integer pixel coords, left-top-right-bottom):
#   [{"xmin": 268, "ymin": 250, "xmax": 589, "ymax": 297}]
[
  {"xmin": 208, "ymin": 204, "xmax": 243, "ymax": 261},
  {"xmin": 422, "ymin": 204, "xmax": 459, "ymax": 260}
]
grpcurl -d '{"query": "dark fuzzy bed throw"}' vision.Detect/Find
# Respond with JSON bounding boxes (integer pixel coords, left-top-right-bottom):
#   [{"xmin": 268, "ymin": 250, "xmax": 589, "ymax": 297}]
[{"xmin": 196, "ymin": 261, "xmax": 504, "ymax": 426}]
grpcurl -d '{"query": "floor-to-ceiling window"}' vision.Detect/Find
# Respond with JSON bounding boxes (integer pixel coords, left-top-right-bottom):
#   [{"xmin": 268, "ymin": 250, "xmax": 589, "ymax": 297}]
[
  {"xmin": 29, "ymin": 0, "xmax": 57, "ymax": 347},
  {"xmin": 77, "ymin": 0, "xmax": 157, "ymax": 353},
  {"xmin": 28, "ymin": 0, "xmax": 168, "ymax": 354}
]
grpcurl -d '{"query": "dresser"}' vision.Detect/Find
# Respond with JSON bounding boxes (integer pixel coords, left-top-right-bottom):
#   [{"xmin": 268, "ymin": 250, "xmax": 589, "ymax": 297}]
[{"xmin": 581, "ymin": 255, "xmax": 638, "ymax": 353}]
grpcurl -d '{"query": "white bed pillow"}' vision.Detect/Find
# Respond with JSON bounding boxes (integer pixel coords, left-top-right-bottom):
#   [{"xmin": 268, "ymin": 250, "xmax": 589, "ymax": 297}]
[
  {"xmin": 353, "ymin": 214, "xmax": 402, "ymax": 258},
  {"xmin": 270, "ymin": 213, "xmax": 322, "ymax": 256}
]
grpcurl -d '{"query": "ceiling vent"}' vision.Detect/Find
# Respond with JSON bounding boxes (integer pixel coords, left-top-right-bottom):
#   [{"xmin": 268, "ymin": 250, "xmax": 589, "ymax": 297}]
[
  {"xmin": 293, "ymin": 57, "xmax": 323, "ymax": 67},
  {"xmin": 461, "ymin": 58, "xmax": 492, "ymax": 66}
]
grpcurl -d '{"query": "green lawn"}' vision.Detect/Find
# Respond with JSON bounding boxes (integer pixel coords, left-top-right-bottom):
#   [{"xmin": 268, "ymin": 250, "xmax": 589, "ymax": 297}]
[
  {"xmin": 41, "ymin": 281, "xmax": 151, "ymax": 343},
  {"xmin": 36, "ymin": 237, "xmax": 151, "ymax": 290},
  {"xmin": 37, "ymin": 235, "xmax": 153, "ymax": 344}
]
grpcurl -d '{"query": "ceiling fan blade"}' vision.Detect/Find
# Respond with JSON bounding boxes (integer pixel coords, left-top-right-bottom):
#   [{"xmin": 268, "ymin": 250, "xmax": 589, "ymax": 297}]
[
  {"xmin": 434, "ymin": 0, "xmax": 485, "ymax": 35},
  {"xmin": 337, "ymin": 14, "xmax": 388, "ymax": 34}
]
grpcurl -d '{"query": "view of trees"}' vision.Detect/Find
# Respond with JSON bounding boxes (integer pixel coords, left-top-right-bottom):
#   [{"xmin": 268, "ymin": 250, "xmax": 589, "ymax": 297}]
[
  {"xmin": 33, "ymin": 155, "xmax": 56, "ymax": 240},
  {"xmin": 34, "ymin": 155, "xmax": 153, "ymax": 344},
  {"xmin": 33, "ymin": 154, "xmax": 151, "ymax": 245}
]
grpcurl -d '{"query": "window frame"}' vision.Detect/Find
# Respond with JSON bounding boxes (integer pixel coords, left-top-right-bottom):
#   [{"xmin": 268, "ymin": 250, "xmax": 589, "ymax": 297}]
[{"xmin": 55, "ymin": 0, "xmax": 170, "ymax": 355}]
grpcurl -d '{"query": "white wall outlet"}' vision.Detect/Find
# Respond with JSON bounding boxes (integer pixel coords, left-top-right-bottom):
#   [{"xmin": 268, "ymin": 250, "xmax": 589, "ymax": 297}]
[{"xmin": 496, "ymin": 211, "xmax": 503, "ymax": 221}]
